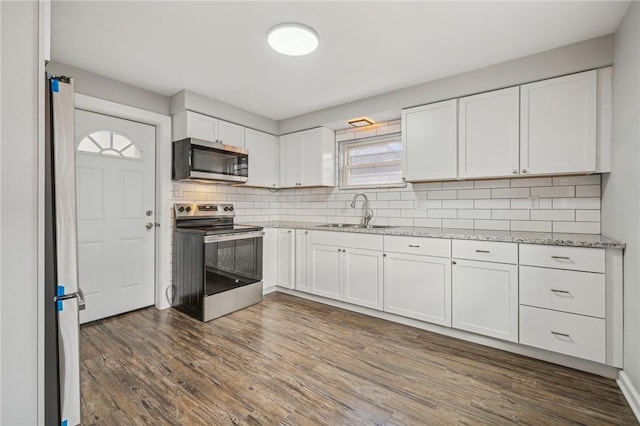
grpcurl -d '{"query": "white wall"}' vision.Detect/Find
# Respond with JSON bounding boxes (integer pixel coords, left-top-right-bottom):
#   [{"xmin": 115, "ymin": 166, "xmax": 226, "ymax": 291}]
[
  {"xmin": 0, "ymin": 1, "xmax": 40, "ymax": 424},
  {"xmin": 278, "ymin": 35, "xmax": 614, "ymax": 134},
  {"xmin": 602, "ymin": 0, "xmax": 640, "ymax": 406},
  {"xmin": 47, "ymin": 60, "xmax": 171, "ymax": 116}
]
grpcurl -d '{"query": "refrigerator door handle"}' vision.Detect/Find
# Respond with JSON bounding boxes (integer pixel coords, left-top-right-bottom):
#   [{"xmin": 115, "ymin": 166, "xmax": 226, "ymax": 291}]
[{"xmin": 77, "ymin": 288, "xmax": 86, "ymax": 311}]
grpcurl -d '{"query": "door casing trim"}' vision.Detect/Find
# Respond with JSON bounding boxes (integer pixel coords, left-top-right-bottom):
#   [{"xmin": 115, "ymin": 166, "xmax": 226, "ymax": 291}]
[{"xmin": 75, "ymin": 94, "xmax": 172, "ymax": 311}]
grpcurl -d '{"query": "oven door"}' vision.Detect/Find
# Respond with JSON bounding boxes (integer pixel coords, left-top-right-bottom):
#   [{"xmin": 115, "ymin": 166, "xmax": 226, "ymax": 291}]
[{"xmin": 203, "ymin": 231, "xmax": 264, "ymax": 296}]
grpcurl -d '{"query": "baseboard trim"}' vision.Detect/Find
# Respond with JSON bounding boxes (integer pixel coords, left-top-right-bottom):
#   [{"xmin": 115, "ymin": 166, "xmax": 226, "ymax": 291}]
[
  {"xmin": 618, "ymin": 371, "xmax": 640, "ymax": 422},
  {"xmin": 263, "ymin": 283, "xmax": 278, "ymax": 295}
]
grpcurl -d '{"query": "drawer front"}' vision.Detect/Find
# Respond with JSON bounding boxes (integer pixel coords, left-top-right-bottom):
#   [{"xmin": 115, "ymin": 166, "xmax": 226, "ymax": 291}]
[
  {"xmin": 452, "ymin": 240, "xmax": 518, "ymax": 264},
  {"xmin": 311, "ymin": 230, "xmax": 383, "ymax": 250},
  {"xmin": 384, "ymin": 235, "xmax": 450, "ymax": 257},
  {"xmin": 519, "ymin": 244, "xmax": 604, "ymax": 273},
  {"xmin": 520, "ymin": 305, "xmax": 605, "ymax": 363},
  {"xmin": 520, "ymin": 266, "xmax": 605, "ymax": 318}
]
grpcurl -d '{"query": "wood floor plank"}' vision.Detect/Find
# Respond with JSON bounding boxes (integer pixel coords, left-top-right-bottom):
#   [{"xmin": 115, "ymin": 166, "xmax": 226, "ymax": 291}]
[{"xmin": 80, "ymin": 292, "xmax": 638, "ymax": 425}]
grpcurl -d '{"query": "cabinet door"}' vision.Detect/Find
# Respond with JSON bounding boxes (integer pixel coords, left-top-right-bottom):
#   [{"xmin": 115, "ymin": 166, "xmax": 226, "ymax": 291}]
[
  {"xmin": 459, "ymin": 87, "xmax": 520, "ymax": 178},
  {"xmin": 262, "ymin": 228, "xmax": 277, "ymax": 289},
  {"xmin": 279, "ymin": 133, "xmax": 301, "ymax": 187},
  {"xmin": 452, "ymin": 259, "xmax": 518, "ymax": 342},
  {"xmin": 218, "ymin": 120, "xmax": 245, "ymax": 148},
  {"xmin": 520, "ymin": 70, "xmax": 597, "ymax": 175},
  {"xmin": 384, "ymin": 252, "xmax": 451, "ymax": 326},
  {"xmin": 186, "ymin": 111, "xmax": 218, "ymax": 142},
  {"xmin": 402, "ymin": 99, "xmax": 457, "ymax": 181},
  {"xmin": 295, "ymin": 230, "xmax": 311, "ymax": 293},
  {"xmin": 343, "ymin": 248, "xmax": 383, "ymax": 310},
  {"xmin": 300, "ymin": 128, "xmax": 322, "ymax": 186},
  {"xmin": 244, "ymin": 129, "xmax": 279, "ymax": 188},
  {"xmin": 310, "ymin": 244, "xmax": 342, "ymax": 300},
  {"xmin": 275, "ymin": 229, "xmax": 295, "ymax": 289}
]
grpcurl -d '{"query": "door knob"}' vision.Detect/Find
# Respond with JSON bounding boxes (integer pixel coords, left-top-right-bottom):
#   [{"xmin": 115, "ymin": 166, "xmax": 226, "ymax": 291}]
[
  {"xmin": 145, "ymin": 222, "xmax": 154, "ymax": 230},
  {"xmin": 146, "ymin": 210, "xmax": 153, "ymax": 216}
]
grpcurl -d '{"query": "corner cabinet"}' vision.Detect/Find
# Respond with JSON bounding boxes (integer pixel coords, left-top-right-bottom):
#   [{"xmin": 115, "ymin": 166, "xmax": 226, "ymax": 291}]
[
  {"xmin": 172, "ymin": 110, "xmax": 245, "ymax": 148},
  {"xmin": 244, "ymin": 128, "xmax": 279, "ymax": 188},
  {"xmin": 402, "ymin": 99, "xmax": 457, "ymax": 182},
  {"xmin": 520, "ymin": 70, "xmax": 597, "ymax": 175},
  {"xmin": 279, "ymin": 127, "xmax": 335, "ymax": 188}
]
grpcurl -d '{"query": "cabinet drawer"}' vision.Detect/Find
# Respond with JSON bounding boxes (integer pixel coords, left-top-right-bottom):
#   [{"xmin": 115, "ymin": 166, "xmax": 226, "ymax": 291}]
[
  {"xmin": 520, "ymin": 305, "xmax": 605, "ymax": 363},
  {"xmin": 452, "ymin": 240, "xmax": 518, "ymax": 264},
  {"xmin": 520, "ymin": 266, "xmax": 605, "ymax": 318},
  {"xmin": 384, "ymin": 236, "xmax": 450, "ymax": 257},
  {"xmin": 519, "ymin": 244, "xmax": 604, "ymax": 273},
  {"xmin": 311, "ymin": 230, "xmax": 383, "ymax": 250}
]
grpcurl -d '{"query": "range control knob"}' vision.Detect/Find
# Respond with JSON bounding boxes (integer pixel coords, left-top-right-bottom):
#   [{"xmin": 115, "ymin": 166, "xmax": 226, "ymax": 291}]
[
  {"xmin": 228, "ymin": 206, "xmax": 234, "ymax": 211},
  {"xmin": 178, "ymin": 206, "xmax": 185, "ymax": 212},
  {"xmin": 185, "ymin": 206, "xmax": 192, "ymax": 212},
  {"xmin": 223, "ymin": 206, "xmax": 230, "ymax": 211}
]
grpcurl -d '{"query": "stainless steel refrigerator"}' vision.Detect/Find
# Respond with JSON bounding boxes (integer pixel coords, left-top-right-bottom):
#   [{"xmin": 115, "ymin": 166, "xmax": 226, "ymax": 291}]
[{"xmin": 44, "ymin": 74, "xmax": 83, "ymax": 426}]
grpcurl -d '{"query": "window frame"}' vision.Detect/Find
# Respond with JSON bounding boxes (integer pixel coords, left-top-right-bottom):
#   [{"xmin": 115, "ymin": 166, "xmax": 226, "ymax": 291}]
[{"xmin": 339, "ymin": 133, "xmax": 406, "ymax": 190}]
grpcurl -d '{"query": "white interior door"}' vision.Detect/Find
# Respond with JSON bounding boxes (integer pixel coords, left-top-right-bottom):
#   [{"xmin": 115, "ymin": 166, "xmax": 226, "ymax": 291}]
[{"xmin": 75, "ymin": 109, "xmax": 156, "ymax": 324}]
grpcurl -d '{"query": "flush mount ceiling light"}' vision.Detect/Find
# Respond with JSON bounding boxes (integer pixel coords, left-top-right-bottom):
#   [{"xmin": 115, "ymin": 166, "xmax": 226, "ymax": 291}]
[
  {"xmin": 268, "ymin": 23, "xmax": 319, "ymax": 56},
  {"xmin": 348, "ymin": 117, "xmax": 375, "ymax": 127}
]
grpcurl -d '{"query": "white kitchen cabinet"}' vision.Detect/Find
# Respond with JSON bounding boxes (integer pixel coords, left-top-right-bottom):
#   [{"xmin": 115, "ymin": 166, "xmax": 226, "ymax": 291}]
[
  {"xmin": 343, "ymin": 248, "xmax": 384, "ymax": 310},
  {"xmin": 244, "ymin": 128, "xmax": 279, "ymax": 188},
  {"xmin": 279, "ymin": 127, "xmax": 335, "ymax": 188},
  {"xmin": 402, "ymin": 99, "xmax": 457, "ymax": 182},
  {"xmin": 520, "ymin": 70, "xmax": 597, "ymax": 175},
  {"xmin": 172, "ymin": 110, "xmax": 245, "ymax": 147},
  {"xmin": 458, "ymin": 87, "xmax": 520, "ymax": 179},
  {"xmin": 310, "ymin": 244, "xmax": 342, "ymax": 300},
  {"xmin": 275, "ymin": 229, "xmax": 295, "ymax": 289},
  {"xmin": 384, "ymin": 252, "xmax": 452, "ymax": 326},
  {"xmin": 452, "ymin": 258, "xmax": 519, "ymax": 342},
  {"xmin": 262, "ymin": 228, "xmax": 277, "ymax": 289},
  {"xmin": 295, "ymin": 230, "xmax": 311, "ymax": 293}
]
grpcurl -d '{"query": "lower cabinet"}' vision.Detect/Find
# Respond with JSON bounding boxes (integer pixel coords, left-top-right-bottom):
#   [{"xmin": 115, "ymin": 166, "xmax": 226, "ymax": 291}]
[
  {"xmin": 383, "ymin": 252, "xmax": 452, "ymax": 326},
  {"xmin": 275, "ymin": 229, "xmax": 295, "ymax": 289},
  {"xmin": 310, "ymin": 244, "xmax": 342, "ymax": 299},
  {"xmin": 452, "ymin": 259, "xmax": 519, "ymax": 342},
  {"xmin": 295, "ymin": 230, "xmax": 311, "ymax": 292}
]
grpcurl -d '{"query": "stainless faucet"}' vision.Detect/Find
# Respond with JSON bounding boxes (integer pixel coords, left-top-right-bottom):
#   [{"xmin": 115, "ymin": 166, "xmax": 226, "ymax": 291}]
[{"xmin": 350, "ymin": 193, "xmax": 374, "ymax": 226}]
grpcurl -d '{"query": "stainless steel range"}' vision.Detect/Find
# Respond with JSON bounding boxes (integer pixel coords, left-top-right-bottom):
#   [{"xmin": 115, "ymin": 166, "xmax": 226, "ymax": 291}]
[{"xmin": 173, "ymin": 203, "xmax": 264, "ymax": 322}]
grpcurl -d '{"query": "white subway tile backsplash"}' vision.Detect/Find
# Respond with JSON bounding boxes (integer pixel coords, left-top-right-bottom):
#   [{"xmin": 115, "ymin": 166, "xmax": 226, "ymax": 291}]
[
  {"xmin": 428, "ymin": 209, "xmax": 457, "ymax": 219},
  {"xmin": 474, "ymin": 179, "xmax": 511, "ymax": 189},
  {"xmin": 576, "ymin": 210, "xmax": 601, "ymax": 222},
  {"xmin": 531, "ymin": 210, "xmax": 575, "ymax": 221},
  {"xmin": 443, "ymin": 181, "xmax": 474, "ymax": 190},
  {"xmin": 458, "ymin": 210, "xmax": 491, "ymax": 219},
  {"xmin": 413, "ymin": 182, "xmax": 443, "ymax": 191},
  {"xmin": 458, "ymin": 189, "xmax": 491, "ymax": 199},
  {"xmin": 402, "ymin": 209, "xmax": 428, "ymax": 218},
  {"xmin": 492, "ymin": 188, "xmax": 530, "ymax": 199},
  {"xmin": 510, "ymin": 177, "xmax": 552, "ymax": 187},
  {"xmin": 389, "ymin": 200, "xmax": 413, "ymax": 209},
  {"xmin": 531, "ymin": 186, "xmax": 576, "ymax": 198},
  {"xmin": 552, "ymin": 197, "xmax": 601, "ymax": 210},
  {"xmin": 336, "ymin": 132, "xmax": 355, "ymax": 142},
  {"xmin": 388, "ymin": 218, "xmax": 414, "ymax": 226},
  {"xmin": 442, "ymin": 200, "xmax": 474, "ymax": 209},
  {"xmin": 492, "ymin": 209, "xmax": 530, "ymax": 220},
  {"xmin": 474, "ymin": 220, "xmax": 510, "ymax": 231},
  {"xmin": 475, "ymin": 199, "xmax": 511, "ymax": 209},
  {"xmin": 443, "ymin": 219, "xmax": 474, "ymax": 229},
  {"xmin": 576, "ymin": 185, "xmax": 601, "ymax": 197},
  {"xmin": 377, "ymin": 192, "xmax": 401, "ymax": 201},
  {"xmin": 553, "ymin": 221, "xmax": 601, "ymax": 234},
  {"xmin": 553, "ymin": 175, "xmax": 601, "ymax": 186},
  {"xmin": 428, "ymin": 190, "xmax": 457, "ymax": 200},
  {"xmin": 511, "ymin": 221, "xmax": 552, "ymax": 232},
  {"xmin": 414, "ymin": 218, "xmax": 443, "ymax": 228}
]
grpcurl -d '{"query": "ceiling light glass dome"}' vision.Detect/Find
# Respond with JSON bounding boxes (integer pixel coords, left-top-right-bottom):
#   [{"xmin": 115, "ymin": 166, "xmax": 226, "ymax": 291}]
[{"xmin": 268, "ymin": 23, "xmax": 319, "ymax": 56}]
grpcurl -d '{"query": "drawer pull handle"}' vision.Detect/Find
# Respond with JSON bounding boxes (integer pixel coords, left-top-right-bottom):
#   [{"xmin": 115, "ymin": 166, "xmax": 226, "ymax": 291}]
[
  {"xmin": 408, "ymin": 244, "xmax": 421, "ymax": 248},
  {"xmin": 475, "ymin": 250, "xmax": 490, "ymax": 253},
  {"xmin": 551, "ymin": 256, "xmax": 571, "ymax": 260},
  {"xmin": 551, "ymin": 331, "xmax": 571, "ymax": 339},
  {"xmin": 550, "ymin": 289, "xmax": 571, "ymax": 295}
]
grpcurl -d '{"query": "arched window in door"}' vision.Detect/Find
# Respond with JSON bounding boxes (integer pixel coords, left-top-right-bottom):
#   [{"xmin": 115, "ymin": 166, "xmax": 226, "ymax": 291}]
[{"xmin": 77, "ymin": 130, "xmax": 141, "ymax": 160}]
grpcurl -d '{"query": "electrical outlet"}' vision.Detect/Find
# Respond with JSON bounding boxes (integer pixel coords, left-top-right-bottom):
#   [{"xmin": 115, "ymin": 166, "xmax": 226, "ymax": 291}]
[{"xmin": 528, "ymin": 196, "xmax": 539, "ymax": 209}]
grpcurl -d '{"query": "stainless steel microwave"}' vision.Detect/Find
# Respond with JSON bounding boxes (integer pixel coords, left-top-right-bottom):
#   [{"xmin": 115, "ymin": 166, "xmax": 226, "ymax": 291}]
[{"xmin": 172, "ymin": 138, "xmax": 249, "ymax": 183}]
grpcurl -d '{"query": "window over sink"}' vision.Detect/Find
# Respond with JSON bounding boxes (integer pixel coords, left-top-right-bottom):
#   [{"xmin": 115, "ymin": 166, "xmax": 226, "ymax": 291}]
[{"xmin": 339, "ymin": 134, "xmax": 404, "ymax": 189}]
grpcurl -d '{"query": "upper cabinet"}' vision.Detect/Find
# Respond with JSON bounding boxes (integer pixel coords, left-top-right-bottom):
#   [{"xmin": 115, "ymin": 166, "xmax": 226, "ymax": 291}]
[
  {"xmin": 244, "ymin": 128, "xmax": 279, "ymax": 188},
  {"xmin": 520, "ymin": 70, "xmax": 597, "ymax": 175},
  {"xmin": 172, "ymin": 110, "xmax": 245, "ymax": 148},
  {"xmin": 458, "ymin": 87, "xmax": 520, "ymax": 179},
  {"xmin": 402, "ymin": 99, "xmax": 458, "ymax": 182},
  {"xmin": 403, "ymin": 68, "xmax": 610, "ymax": 182},
  {"xmin": 279, "ymin": 127, "xmax": 335, "ymax": 188}
]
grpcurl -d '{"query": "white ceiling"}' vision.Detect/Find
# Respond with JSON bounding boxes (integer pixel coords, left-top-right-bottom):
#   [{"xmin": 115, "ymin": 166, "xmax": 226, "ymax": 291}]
[{"xmin": 51, "ymin": 1, "xmax": 629, "ymax": 122}]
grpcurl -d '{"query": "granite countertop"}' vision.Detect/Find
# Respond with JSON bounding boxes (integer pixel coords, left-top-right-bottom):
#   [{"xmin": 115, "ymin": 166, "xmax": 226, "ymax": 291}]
[{"xmin": 243, "ymin": 221, "xmax": 626, "ymax": 249}]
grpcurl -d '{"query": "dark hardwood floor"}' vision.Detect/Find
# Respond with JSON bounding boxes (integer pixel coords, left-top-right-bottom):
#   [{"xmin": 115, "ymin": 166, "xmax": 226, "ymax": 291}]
[{"xmin": 80, "ymin": 292, "xmax": 638, "ymax": 425}]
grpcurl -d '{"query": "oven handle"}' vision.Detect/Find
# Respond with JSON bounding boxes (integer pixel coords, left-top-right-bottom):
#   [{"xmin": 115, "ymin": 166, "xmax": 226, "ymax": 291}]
[{"xmin": 204, "ymin": 231, "xmax": 265, "ymax": 243}]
